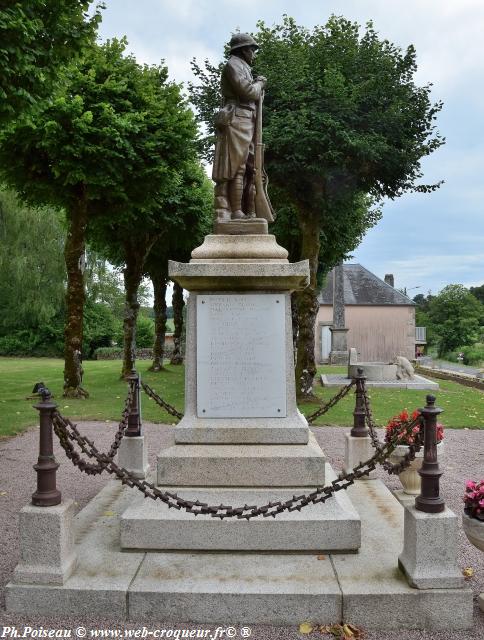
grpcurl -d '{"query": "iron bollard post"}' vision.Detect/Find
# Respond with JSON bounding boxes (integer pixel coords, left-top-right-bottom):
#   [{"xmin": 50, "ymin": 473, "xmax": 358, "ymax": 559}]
[
  {"xmin": 32, "ymin": 387, "xmax": 61, "ymax": 506},
  {"xmin": 415, "ymin": 394, "xmax": 445, "ymax": 513},
  {"xmin": 351, "ymin": 367, "xmax": 369, "ymax": 437},
  {"xmin": 126, "ymin": 368, "xmax": 142, "ymax": 437}
]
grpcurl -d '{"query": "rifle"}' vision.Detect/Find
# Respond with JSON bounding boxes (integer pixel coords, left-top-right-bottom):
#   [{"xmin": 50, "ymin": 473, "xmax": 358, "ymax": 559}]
[{"xmin": 254, "ymin": 90, "xmax": 275, "ymax": 222}]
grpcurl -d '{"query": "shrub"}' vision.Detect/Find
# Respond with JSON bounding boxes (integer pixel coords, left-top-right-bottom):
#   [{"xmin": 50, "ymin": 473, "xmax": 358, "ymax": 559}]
[
  {"xmin": 83, "ymin": 302, "xmax": 119, "ymax": 358},
  {"xmin": 461, "ymin": 344, "xmax": 484, "ymax": 366},
  {"xmin": 94, "ymin": 347, "xmax": 123, "ymax": 360},
  {"xmin": 136, "ymin": 316, "xmax": 155, "ymax": 348},
  {"xmin": 0, "ymin": 318, "xmax": 64, "ymax": 357}
]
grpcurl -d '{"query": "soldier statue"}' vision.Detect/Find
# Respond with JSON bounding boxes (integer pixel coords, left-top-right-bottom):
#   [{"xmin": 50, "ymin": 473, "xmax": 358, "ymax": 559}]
[{"xmin": 212, "ymin": 33, "xmax": 274, "ymax": 226}]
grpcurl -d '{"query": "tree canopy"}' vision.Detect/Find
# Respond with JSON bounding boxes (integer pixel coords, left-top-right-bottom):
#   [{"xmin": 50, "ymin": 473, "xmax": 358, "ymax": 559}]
[
  {"xmin": 0, "ymin": 37, "xmax": 197, "ymax": 394},
  {"xmin": 0, "ymin": 0, "xmax": 101, "ymax": 127},
  {"xmin": 0, "ymin": 188, "xmax": 65, "ymax": 331},
  {"xmin": 427, "ymin": 285, "xmax": 483, "ymax": 357}
]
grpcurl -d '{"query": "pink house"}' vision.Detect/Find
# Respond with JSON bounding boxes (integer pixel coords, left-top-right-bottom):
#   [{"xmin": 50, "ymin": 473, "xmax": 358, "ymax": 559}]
[{"xmin": 315, "ymin": 264, "xmax": 422, "ymax": 364}]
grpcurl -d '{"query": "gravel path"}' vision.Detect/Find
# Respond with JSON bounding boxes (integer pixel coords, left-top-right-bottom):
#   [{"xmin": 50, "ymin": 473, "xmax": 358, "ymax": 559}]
[{"xmin": 1, "ymin": 421, "xmax": 483, "ymax": 639}]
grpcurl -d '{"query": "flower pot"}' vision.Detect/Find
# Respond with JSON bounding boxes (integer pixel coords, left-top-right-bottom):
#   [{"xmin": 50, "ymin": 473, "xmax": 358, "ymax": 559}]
[
  {"xmin": 389, "ymin": 442, "xmax": 444, "ymax": 495},
  {"xmin": 462, "ymin": 513, "xmax": 484, "ymax": 612},
  {"xmin": 462, "ymin": 512, "xmax": 484, "ymax": 552}
]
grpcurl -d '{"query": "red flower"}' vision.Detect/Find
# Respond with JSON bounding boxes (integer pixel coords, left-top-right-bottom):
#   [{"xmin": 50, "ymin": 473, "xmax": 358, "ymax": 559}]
[{"xmin": 384, "ymin": 407, "xmax": 444, "ymax": 446}]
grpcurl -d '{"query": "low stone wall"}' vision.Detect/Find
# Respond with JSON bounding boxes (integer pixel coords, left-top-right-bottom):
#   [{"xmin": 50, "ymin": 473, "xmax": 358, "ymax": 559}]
[
  {"xmin": 415, "ymin": 365, "xmax": 484, "ymax": 391},
  {"xmin": 96, "ymin": 346, "xmax": 176, "ymax": 361}
]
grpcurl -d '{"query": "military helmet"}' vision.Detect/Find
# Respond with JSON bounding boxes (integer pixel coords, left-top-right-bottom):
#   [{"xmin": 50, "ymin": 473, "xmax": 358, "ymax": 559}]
[{"xmin": 229, "ymin": 33, "xmax": 259, "ymax": 52}]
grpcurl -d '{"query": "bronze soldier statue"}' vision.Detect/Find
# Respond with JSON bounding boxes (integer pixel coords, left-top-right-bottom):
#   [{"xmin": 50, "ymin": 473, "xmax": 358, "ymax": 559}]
[{"xmin": 213, "ymin": 33, "xmax": 274, "ymax": 226}]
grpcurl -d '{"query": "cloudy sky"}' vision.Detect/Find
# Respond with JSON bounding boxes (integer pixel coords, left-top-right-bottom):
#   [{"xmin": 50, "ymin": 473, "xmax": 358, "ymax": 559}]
[{"xmin": 96, "ymin": 0, "xmax": 484, "ymax": 296}]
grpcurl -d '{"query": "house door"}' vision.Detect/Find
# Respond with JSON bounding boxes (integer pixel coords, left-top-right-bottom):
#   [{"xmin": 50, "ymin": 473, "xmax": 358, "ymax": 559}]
[{"xmin": 321, "ymin": 325, "xmax": 332, "ymax": 362}]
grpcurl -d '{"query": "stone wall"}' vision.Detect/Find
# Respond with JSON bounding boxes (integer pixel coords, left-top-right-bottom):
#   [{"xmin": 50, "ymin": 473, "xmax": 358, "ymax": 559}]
[{"xmin": 415, "ymin": 366, "xmax": 484, "ymax": 391}]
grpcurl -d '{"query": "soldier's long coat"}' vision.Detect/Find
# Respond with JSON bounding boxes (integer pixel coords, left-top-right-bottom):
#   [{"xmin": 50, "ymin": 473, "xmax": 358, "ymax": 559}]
[{"xmin": 212, "ymin": 55, "xmax": 262, "ymax": 182}]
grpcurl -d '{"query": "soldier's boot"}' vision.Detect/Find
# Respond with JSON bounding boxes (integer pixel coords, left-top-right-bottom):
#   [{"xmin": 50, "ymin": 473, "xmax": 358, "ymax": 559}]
[
  {"xmin": 229, "ymin": 170, "xmax": 246, "ymax": 219},
  {"xmin": 214, "ymin": 182, "xmax": 231, "ymax": 221}
]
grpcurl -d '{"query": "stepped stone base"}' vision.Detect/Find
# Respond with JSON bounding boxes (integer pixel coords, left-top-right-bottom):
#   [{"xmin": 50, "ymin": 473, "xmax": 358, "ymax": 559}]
[
  {"xmin": 6, "ymin": 479, "xmax": 473, "ymax": 630},
  {"xmin": 157, "ymin": 432, "xmax": 326, "ymax": 487},
  {"xmin": 120, "ymin": 464, "xmax": 360, "ymax": 552}
]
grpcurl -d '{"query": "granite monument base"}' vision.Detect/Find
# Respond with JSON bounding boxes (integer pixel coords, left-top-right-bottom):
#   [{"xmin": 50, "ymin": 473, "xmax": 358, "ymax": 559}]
[{"xmin": 6, "ymin": 479, "xmax": 473, "ymax": 630}]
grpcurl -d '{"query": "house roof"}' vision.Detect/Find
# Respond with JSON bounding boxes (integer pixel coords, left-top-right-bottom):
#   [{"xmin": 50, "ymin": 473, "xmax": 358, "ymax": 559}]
[{"xmin": 317, "ymin": 264, "xmax": 414, "ymax": 306}]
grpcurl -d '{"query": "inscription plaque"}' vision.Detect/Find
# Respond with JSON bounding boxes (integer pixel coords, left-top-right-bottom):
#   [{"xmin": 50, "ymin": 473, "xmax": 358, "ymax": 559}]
[{"xmin": 197, "ymin": 294, "xmax": 286, "ymax": 418}]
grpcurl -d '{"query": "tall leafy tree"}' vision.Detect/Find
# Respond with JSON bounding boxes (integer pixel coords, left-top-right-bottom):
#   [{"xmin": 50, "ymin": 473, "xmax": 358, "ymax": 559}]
[
  {"xmin": 0, "ymin": 38, "xmax": 195, "ymax": 396},
  {"xmin": 470, "ymin": 285, "xmax": 484, "ymax": 306},
  {"xmin": 145, "ymin": 161, "xmax": 212, "ymax": 371},
  {"xmin": 90, "ymin": 158, "xmax": 209, "ymax": 378},
  {"xmin": 190, "ymin": 16, "xmax": 443, "ymax": 397},
  {"xmin": 0, "ymin": 0, "xmax": 101, "ymax": 127},
  {"xmin": 428, "ymin": 285, "xmax": 483, "ymax": 357},
  {"xmin": 0, "ymin": 188, "xmax": 65, "ymax": 331}
]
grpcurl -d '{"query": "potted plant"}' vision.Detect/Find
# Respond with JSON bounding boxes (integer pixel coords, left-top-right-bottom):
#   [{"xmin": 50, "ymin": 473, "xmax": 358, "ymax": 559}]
[
  {"xmin": 462, "ymin": 480, "xmax": 484, "ymax": 612},
  {"xmin": 386, "ymin": 409, "xmax": 444, "ymax": 495}
]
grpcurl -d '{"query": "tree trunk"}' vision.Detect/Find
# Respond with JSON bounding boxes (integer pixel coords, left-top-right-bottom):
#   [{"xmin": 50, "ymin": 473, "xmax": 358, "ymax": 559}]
[
  {"xmin": 63, "ymin": 186, "xmax": 89, "ymax": 398},
  {"xmin": 295, "ymin": 209, "xmax": 321, "ymax": 400},
  {"xmin": 149, "ymin": 271, "xmax": 168, "ymax": 372},
  {"xmin": 121, "ymin": 237, "xmax": 156, "ymax": 378},
  {"xmin": 170, "ymin": 281, "xmax": 185, "ymax": 365}
]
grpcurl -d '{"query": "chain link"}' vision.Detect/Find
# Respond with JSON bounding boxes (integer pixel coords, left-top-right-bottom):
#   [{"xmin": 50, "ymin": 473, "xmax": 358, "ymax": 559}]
[
  {"xmin": 52, "ymin": 406, "xmax": 413, "ymax": 520},
  {"xmin": 306, "ymin": 380, "xmax": 355, "ymax": 424},
  {"xmin": 52, "ymin": 382, "xmax": 135, "ymax": 475},
  {"xmin": 141, "ymin": 381, "xmax": 184, "ymax": 420},
  {"xmin": 50, "ymin": 372, "xmax": 425, "ymax": 519},
  {"xmin": 361, "ymin": 383, "xmax": 423, "ymax": 474}
]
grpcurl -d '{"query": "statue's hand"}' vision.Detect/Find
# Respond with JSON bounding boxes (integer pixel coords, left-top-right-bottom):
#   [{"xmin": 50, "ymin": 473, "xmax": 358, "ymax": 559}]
[{"xmin": 256, "ymin": 75, "xmax": 267, "ymax": 87}]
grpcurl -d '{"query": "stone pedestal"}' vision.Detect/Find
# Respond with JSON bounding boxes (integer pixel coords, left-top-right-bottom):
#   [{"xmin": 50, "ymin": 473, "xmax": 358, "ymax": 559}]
[
  {"xmin": 398, "ymin": 505, "xmax": 464, "ymax": 589},
  {"xmin": 344, "ymin": 434, "xmax": 376, "ymax": 479},
  {"xmin": 329, "ymin": 327, "xmax": 350, "ymax": 365},
  {"xmin": 329, "ymin": 263, "xmax": 348, "ymax": 364},
  {"xmin": 117, "ymin": 435, "xmax": 149, "ymax": 479},
  {"xmin": 12, "ymin": 500, "xmax": 76, "ymax": 585},
  {"xmin": 120, "ymin": 233, "xmax": 361, "ymax": 552}
]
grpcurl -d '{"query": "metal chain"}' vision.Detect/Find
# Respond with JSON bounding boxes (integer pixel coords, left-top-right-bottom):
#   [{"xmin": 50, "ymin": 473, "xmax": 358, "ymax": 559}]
[
  {"xmin": 141, "ymin": 379, "xmax": 354, "ymax": 426},
  {"xmin": 52, "ymin": 383, "xmax": 135, "ymax": 475},
  {"xmin": 306, "ymin": 379, "xmax": 355, "ymax": 424},
  {"xmin": 141, "ymin": 381, "xmax": 184, "ymax": 420},
  {"xmin": 52, "ymin": 407, "xmax": 411, "ymax": 520},
  {"xmin": 361, "ymin": 383, "xmax": 423, "ymax": 475}
]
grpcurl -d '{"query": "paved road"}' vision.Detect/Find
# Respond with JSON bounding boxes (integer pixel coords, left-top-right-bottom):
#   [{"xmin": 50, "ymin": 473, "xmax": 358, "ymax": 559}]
[{"xmin": 419, "ymin": 357, "xmax": 482, "ymax": 376}]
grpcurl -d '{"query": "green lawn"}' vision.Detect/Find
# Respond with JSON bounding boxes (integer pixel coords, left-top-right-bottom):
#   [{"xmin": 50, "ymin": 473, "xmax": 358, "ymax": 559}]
[
  {"xmin": 0, "ymin": 358, "xmax": 482, "ymax": 438},
  {"xmin": 302, "ymin": 365, "xmax": 484, "ymax": 430},
  {"xmin": 0, "ymin": 357, "xmax": 184, "ymax": 437}
]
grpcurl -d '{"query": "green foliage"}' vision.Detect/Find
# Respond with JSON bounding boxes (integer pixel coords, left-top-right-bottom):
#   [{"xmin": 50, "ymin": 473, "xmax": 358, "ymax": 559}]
[
  {"xmin": 83, "ymin": 300, "xmax": 118, "ymax": 358},
  {"xmin": 84, "ymin": 252, "xmax": 126, "ymax": 317},
  {"xmin": 415, "ymin": 309, "xmax": 437, "ymax": 346},
  {"xmin": 0, "ymin": 316, "xmax": 64, "ymax": 357},
  {"xmin": 461, "ymin": 344, "xmax": 484, "ymax": 366},
  {"xmin": 144, "ymin": 160, "xmax": 213, "ymax": 272},
  {"xmin": 190, "ymin": 15, "xmax": 444, "ymax": 210},
  {"xmin": 0, "ymin": 38, "xmax": 196, "ymax": 215},
  {"xmin": 428, "ymin": 285, "xmax": 484, "ymax": 357},
  {"xmin": 442, "ymin": 344, "xmax": 484, "ymax": 367},
  {"xmin": 0, "ymin": 0, "xmax": 102, "ymax": 127},
  {"xmin": 136, "ymin": 316, "xmax": 155, "ymax": 348},
  {"xmin": 93, "ymin": 346, "xmax": 123, "ymax": 359},
  {"xmin": 470, "ymin": 285, "xmax": 484, "ymax": 306},
  {"xmin": 0, "ymin": 188, "xmax": 66, "ymax": 332}
]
